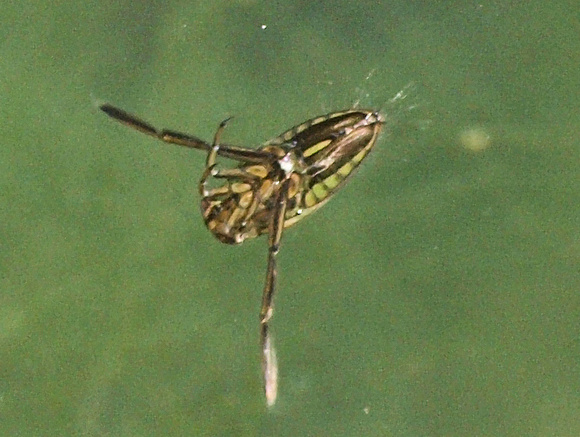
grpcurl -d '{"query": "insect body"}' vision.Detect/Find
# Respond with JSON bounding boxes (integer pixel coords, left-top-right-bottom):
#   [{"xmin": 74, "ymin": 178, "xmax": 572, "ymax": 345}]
[{"xmin": 100, "ymin": 103, "xmax": 385, "ymax": 407}]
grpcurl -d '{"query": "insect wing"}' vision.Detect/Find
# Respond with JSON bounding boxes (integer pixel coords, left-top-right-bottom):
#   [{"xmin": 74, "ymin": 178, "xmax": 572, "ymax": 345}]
[{"xmin": 272, "ymin": 110, "xmax": 384, "ymax": 225}]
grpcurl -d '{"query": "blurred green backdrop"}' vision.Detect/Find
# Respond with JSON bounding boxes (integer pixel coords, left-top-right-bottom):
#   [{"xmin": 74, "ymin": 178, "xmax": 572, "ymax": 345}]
[{"xmin": 1, "ymin": 1, "xmax": 579, "ymax": 436}]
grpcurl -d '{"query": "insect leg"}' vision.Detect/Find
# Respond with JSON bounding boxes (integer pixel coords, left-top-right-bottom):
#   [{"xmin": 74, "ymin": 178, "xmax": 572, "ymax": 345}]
[
  {"xmin": 199, "ymin": 118, "xmax": 234, "ymax": 197},
  {"xmin": 100, "ymin": 103, "xmax": 212, "ymax": 151},
  {"xmin": 198, "ymin": 120, "xmax": 270, "ymax": 221},
  {"xmin": 99, "ymin": 104, "xmax": 275, "ymax": 163},
  {"xmin": 260, "ymin": 177, "xmax": 291, "ymax": 407}
]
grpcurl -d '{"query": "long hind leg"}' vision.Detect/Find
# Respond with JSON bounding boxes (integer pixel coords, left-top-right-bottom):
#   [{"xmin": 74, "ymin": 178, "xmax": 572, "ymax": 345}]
[{"xmin": 260, "ymin": 178, "xmax": 291, "ymax": 407}]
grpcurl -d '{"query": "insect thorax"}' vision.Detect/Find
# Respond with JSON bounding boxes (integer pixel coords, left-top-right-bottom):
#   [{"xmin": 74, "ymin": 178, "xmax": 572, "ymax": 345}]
[{"xmin": 200, "ymin": 144, "xmax": 310, "ymax": 245}]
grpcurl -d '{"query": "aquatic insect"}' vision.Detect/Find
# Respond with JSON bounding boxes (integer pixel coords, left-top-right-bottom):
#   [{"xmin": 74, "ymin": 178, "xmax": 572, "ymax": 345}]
[{"xmin": 100, "ymin": 102, "xmax": 385, "ymax": 407}]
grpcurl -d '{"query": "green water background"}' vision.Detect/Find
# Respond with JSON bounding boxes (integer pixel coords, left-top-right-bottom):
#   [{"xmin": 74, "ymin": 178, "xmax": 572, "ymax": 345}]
[{"xmin": 1, "ymin": 1, "xmax": 579, "ymax": 435}]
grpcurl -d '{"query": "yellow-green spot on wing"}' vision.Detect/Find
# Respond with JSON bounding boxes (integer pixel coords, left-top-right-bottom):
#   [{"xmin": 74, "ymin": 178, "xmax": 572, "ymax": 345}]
[
  {"xmin": 323, "ymin": 173, "xmax": 341, "ymax": 190},
  {"xmin": 303, "ymin": 139, "xmax": 332, "ymax": 158},
  {"xmin": 311, "ymin": 183, "xmax": 328, "ymax": 201},
  {"xmin": 352, "ymin": 148, "xmax": 368, "ymax": 164},
  {"xmin": 337, "ymin": 162, "xmax": 354, "ymax": 178},
  {"xmin": 304, "ymin": 191, "xmax": 317, "ymax": 208}
]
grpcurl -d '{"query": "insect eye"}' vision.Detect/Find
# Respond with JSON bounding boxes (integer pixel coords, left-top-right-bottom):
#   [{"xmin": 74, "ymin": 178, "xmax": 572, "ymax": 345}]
[{"xmin": 326, "ymin": 129, "xmax": 346, "ymax": 141}]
